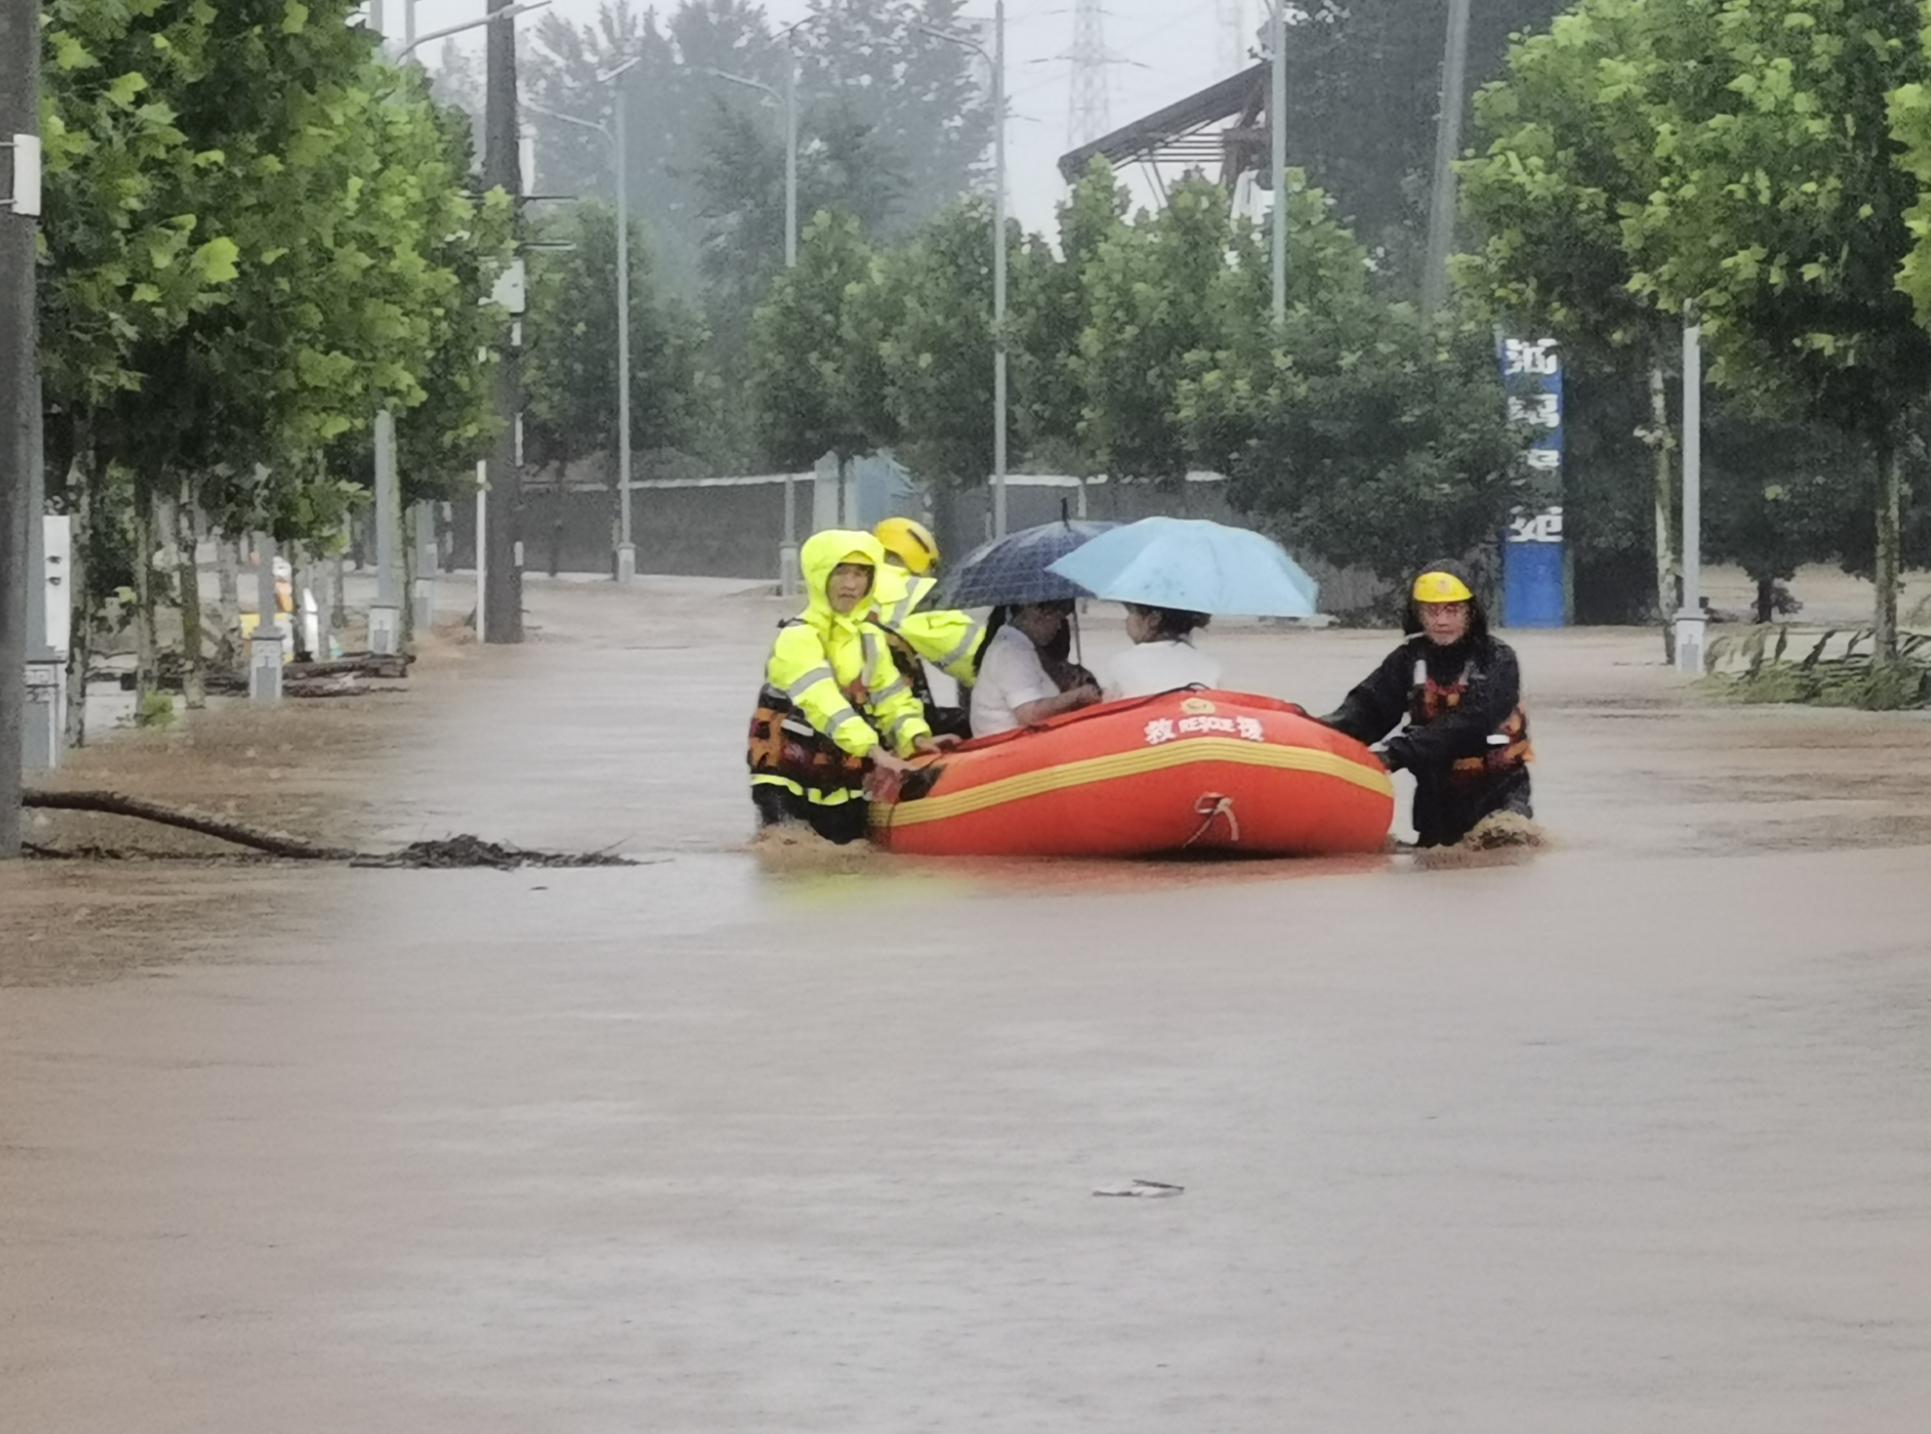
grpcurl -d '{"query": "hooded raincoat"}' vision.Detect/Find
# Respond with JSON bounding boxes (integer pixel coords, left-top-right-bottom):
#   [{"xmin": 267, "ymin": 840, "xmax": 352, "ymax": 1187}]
[
  {"xmin": 1322, "ymin": 560, "xmax": 1533, "ymax": 847},
  {"xmin": 747, "ymin": 532, "xmax": 934, "ymax": 831},
  {"xmin": 870, "ymin": 565, "xmax": 985, "ymax": 738}
]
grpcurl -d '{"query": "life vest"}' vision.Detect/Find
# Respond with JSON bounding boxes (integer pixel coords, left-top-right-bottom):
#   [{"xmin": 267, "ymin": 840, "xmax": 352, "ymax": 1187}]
[
  {"xmin": 879, "ymin": 626, "xmax": 938, "ymax": 710},
  {"xmin": 747, "ymin": 620, "xmax": 873, "ymax": 804},
  {"xmin": 1410, "ymin": 658, "xmax": 1533, "ymax": 782}
]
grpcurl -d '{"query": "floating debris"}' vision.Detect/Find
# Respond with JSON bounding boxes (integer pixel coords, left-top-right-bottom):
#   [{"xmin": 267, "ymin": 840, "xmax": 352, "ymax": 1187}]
[{"xmin": 352, "ymin": 835, "xmax": 639, "ymax": 871}]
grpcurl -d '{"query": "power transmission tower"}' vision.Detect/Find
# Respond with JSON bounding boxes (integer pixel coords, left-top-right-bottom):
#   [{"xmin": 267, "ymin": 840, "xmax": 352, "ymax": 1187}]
[
  {"xmin": 1067, "ymin": 0, "xmax": 1112, "ymax": 148},
  {"xmin": 1218, "ymin": 0, "xmax": 1249, "ymax": 75}
]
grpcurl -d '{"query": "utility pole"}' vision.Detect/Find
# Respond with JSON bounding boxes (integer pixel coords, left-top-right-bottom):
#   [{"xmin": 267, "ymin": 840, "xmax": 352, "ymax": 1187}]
[
  {"xmin": 1, "ymin": 0, "xmax": 42, "ymax": 859},
  {"xmin": 484, "ymin": 0, "xmax": 525, "ymax": 643},
  {"xmin": 249, "ymin": 534, "xmax": 285, "ymax": 704},
  {"xmin": 371, "ymin": 409, "xmax": 402, "ymax": 655},
  {"xmin": 1675, "ymin": 313, "xmax": 1706, "ymax": 674},
  {"xmin": 992, "ymin": 0, "xmax": 1007, "ymax": 539},
  {"xmin": 705, "ymin": 48, "xmax": 810, "ymax": 584},
  {"xmin": 412, "ymin": 500, "xmax": 437, "ymax": 635},
  {"xmin": 920, "ymin": 6, "xmax": 1008, "ymax": 535},
  {"xmin": 1269, "ymin": 0, "xmax": 1287, "ymax": 328},
  {"xmin": 610, "ymin": 61, "xmax": 638, "ymax": 584},
  {"xmin": 1421, "ymin": 0, "xmax": 1473, "ymax": 320}
]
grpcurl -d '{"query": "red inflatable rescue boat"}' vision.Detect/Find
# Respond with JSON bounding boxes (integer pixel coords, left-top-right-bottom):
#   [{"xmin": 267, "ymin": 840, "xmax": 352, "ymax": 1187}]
[{"xmin": 869, "ymin": 690, "xmax": 1394, "ymax": 858}]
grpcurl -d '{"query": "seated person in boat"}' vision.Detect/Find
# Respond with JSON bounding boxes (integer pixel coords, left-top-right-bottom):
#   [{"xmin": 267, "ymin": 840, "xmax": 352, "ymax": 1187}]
[
  {"xmin": 1320, "ymin": 561, "xmax": 1533, "ymax": 848},
  {"xmin": 971, "ymin": 600, "xmax": 1102, "ymax": 737},
  {"xmin": 747, "ymin": 530, "xmax": 941, "ymax": 843},
  {"xmin": 868, "ymin": 517, "xmax": 982, "ymax": 741},
  {"xmin": 1101, "ymin": 604, "xmax": 1222, "ymax": 700}
]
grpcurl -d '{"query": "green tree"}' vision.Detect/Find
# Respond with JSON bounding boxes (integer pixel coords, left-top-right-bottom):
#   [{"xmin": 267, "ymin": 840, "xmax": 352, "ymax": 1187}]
[
  {"xmin": 1184, "ymin": 301, "xmax": 1527, "ymax": 593},
  {"xmin": 790, "ymin": 0, "xmax": 991, "ymax": 234},
  {"xmin": 524, "ymin": 201, "xmax": 708, "ymax": 480},
  {"xmin": 749, "ymin": 211, "xmax": 879, "ymax": 470},
  {"xmin": 43, "ymin": 3, "xmax": 513, "ymax": 700},
  {"xmin": 1704, "ymin": 418, "xmax": 1867, "ymax": 622},
  {"xmin": 1175, "ymin": 176, "xmax": 1525, "ymax": 589},
  {"xmin": 1077, "ymin": 178, "xmax": 1269, "ymax": 481},
  {"xmin": 1458, "ymin": 0, "xmax": 1681, "ymax": 631},
  {"xmin": 1010, "ymin": 162, "xmax": 1130, "ymax": 473},
  {"xmin": 1622, "ymin": 0, "xmax": 1931, "ymax": 655},
  {"xmin": 1281, "ymin": 0, "xmax": 1568, "ymax": 276},
  {"xmin": 1891, "ymin": 5, "xmax": 1931, "ymax": 324},
  {"xmin": 865, "ymin": 198, "xmax": 1010, "ymax": 490}
]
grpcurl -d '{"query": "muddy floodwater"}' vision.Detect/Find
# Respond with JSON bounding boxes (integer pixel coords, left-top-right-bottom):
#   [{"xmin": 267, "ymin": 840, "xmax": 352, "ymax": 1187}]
[{"xmin": 5, "ymin": 577, "xmax": 1931, "ymax": 1432}]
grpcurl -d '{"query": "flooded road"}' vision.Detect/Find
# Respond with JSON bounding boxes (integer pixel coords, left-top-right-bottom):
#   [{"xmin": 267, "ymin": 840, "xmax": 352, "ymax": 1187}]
[{"xmin": 5, "ymin": 578, "xmax": 1931, "ymax": 1431}]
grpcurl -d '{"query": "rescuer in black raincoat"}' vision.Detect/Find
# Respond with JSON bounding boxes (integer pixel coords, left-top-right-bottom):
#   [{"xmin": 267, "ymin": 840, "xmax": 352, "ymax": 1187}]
[{"xmin": 1322, "ymin": 560, "xmax": 1534, "ymax": 848}]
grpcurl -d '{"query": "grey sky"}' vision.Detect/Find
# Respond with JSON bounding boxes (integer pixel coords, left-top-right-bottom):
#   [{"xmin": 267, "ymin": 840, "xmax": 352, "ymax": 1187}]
[{"xmin": 394, "ymin": 0, "xmax": 1246, "ymax": 234}]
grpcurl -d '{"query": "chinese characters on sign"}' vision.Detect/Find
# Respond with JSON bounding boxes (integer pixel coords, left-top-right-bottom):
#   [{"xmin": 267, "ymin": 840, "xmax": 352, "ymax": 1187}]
[
  {"xmin": 1144, "ymin": 715, "xmax": 1267, "ymax": 747},
  {"xmin": 1497, "ymin": 335, "xmax": 1567, "ymax": 628}
]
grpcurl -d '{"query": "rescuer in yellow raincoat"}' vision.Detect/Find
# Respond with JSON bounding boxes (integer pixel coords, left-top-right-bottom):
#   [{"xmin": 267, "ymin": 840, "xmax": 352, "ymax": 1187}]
[
  {"xmin": 746, "ymin": 530, "xmax": 940, "ymax": 843},
  {"xmin": 870, "ymin": 517, "xmax": 984, "ymax": 740}
]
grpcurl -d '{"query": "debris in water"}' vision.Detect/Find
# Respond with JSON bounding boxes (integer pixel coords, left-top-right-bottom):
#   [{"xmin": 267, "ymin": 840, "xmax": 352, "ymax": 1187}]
[
  {"xmin": 353, "ymin": 836, "xmax": 639, "ymax": 871},
  {"xmin": 1093, "ymin": 1179, "xmax": 1185, "ymax": 1199}
]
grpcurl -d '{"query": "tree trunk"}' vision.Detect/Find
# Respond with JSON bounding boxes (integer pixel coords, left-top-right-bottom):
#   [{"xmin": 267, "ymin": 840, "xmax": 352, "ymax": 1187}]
[
  {"xmin": 554, "ymin": 448, "xmax": 569, "ymax": 578},
  {"xmin": 289, "ymin": 545, "xmax": 313, "ymax": 662},
  {"xmin": 331, "ymin": 549, "xmax": 349, "ymax": 631},
  {"xmin": 65, "ymin": 447, "xmax": 93, "ymax": 749},
  {"xmin": 177, "ymin": 482, "xmax": 207, "ymax": 709},
  {"xmin": 401, "ymin": 520, "xmax": 417, "ymax": 647},
  {"xmin": 314, "ymin": 545, "xmax": 336, "ymax": 661},
  {"xmin": 1874, "ymin": 426, "xmax": 1902, "ymax": 660},
  {"xmin": 23, "ymin": 789, "xmax": 356, "ymax": 860},
  {"xmin": 215, "ymin": 531, "xmax": 241, "ymax": 669},
  {"xmin": 133, "ymin": 484, "xmax": 158, "ymax": 701},
  {"xmin": 1649, "ymin": 361, "xmax": 1677, "ymax": 663},
  {"xmin": 1755, "ymin": 575, "xmax": 1776, "ymax": 626}
]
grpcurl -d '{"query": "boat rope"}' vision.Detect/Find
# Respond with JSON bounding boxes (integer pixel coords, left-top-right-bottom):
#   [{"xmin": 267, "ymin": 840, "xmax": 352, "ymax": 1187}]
[{"xmin": 1184, "ymin": 793, "xmax": 1240, "ymax": 848}]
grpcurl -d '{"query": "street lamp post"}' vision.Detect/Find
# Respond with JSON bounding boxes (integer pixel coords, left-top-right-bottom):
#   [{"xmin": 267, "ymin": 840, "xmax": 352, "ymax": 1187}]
[
  {"xmin": 397, "ymin": 0, "xmax": 549, "ymax": 60},
  {"xmin": 603, "ymin": 59, "xmax": 641, "ymax": 583},
  {"xmin": 1421, "ymin": 0, "xmax": 1472, "ymax": 319},
  {"xmin": 525, "ymin": 55, "xmax": 642, "ymax": 585},
  {"xmin": 1675, "ymin": 312, "xmax": 1706, "ymax": 675},
  {"xmin": 706, "ymin": 26, "xmax": 818, "ymax": 592},
  {"xmin": 921, "ymin": 2, "xmax": 1009, "ymax": 537},
  {"xmin": 1269, "ymin": 0, "xmax": 1286, "ymax": 328}
]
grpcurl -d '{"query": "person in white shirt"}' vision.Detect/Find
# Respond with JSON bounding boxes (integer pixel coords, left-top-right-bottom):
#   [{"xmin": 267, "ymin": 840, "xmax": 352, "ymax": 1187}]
[
  {"xmin": 970, "ymin": 601, "xmax": 1102, "ymax": 737},
  {"xmin": 1101, "ymin": 604, "xmax": 1222, "ymax": 700}
]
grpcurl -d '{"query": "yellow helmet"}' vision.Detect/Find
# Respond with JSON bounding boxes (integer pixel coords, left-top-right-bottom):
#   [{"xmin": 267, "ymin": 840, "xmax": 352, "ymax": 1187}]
[
  {"xmin": 1412, "ymin": 570, "xmax": 1474, "ymax": 605},
  {"xmin": 874, "ymin": 517, "xmax": 940, "ymax": 575}
]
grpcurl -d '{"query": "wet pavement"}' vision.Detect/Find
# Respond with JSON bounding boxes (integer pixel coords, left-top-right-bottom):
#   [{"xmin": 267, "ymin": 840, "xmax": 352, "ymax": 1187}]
[{"xmin": 4, "ymin": 577, "xmax": 1931, "ymax": 1431}]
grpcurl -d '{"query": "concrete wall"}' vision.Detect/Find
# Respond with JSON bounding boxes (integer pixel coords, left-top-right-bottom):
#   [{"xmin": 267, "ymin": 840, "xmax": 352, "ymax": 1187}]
[{"xmin": 451, "ymin": 455, "xmax": 1390, "ymax": 613}]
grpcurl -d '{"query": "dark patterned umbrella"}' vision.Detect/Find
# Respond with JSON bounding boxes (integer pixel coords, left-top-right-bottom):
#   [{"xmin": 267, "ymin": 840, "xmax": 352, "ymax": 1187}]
[{"xmin": 938, "ymin": 520, "xmax": 1116, "ymax": 609}]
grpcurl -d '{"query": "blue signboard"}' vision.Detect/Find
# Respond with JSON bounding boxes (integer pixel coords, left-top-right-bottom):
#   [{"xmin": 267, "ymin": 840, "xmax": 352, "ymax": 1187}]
[{"xmin": 1497, "ymin": 336, "xmax": 1566, "ymax": 628}]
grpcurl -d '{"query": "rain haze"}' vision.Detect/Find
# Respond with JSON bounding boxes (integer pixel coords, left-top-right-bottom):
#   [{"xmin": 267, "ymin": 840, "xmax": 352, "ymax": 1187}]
[
  {"xmin": 14, "ymin": 4, "xmax": 1931, "ymax": 1430},
  {"xmin": 400, "ymin": 0, "xmax": 1249, "ymax": 231}
]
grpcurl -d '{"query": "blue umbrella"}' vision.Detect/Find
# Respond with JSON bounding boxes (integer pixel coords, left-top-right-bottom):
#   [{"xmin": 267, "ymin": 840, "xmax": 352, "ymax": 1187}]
[
  {"xmin": 1046, "ymin": 517, "xmax": 1320, "ymax": 618},
  {"xmin": 938, "ymin": 519, "xmax": 1117, "ymax": 609}
]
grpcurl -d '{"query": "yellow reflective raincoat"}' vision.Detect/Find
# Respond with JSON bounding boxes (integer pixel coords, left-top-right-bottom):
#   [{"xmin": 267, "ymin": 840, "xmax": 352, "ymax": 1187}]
[
  {"xmin": 871, "ymin": 564, "xmax": 986, "ymax": 690},
  {"xmin": 747, "ymin": 531, "xmax": 934, "ymax": 809}
]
